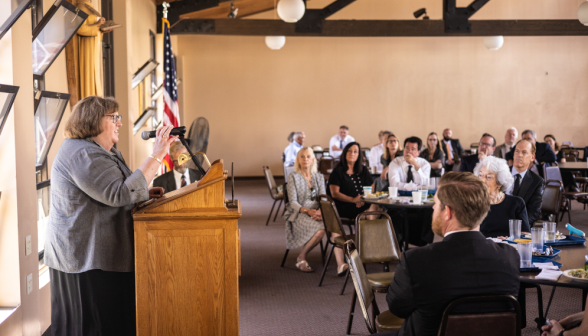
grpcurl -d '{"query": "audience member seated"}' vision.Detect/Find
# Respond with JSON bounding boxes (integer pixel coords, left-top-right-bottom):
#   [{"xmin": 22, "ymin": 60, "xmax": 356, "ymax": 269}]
[
  {"xmin": 541, "ymin": 293, "xmax": 588, "ymax": 336},
  {"xmin": 383, "ymin": 172, "xmax": 520, "ymax": 336},
  {"xmin": 544, "ymin": 134, "xmax": 566, "ymax": 163},
  {"xmin": 507, "ymin": 139, "xmax": 544, "ymax": 225},
  {"xmin": 373, "ymin": 133, "xmax": 402, "ymax": 191},
  {"xmin": 388, "ymin": 136, "xmax": 431, "ymax": 188},
  {"xmin": 329, "ymin": 125, "xmax": 355, "ymax": 159},
  {"xmin": 284, "ymin": 132, "xmax": 305, "ymax": 166},
  {"xmin": 329, "ymin": 142, "xmax": 378, "ymax": 224},
  {"xmin": 369, "ymin": 130, "xmax": 393, "ymax": 174},
  {"xmin": 474, "ymin": 156, "xmax": 530, "ymax": 238},
  {"xmin": 419, "ymin": 132, "xmax": 445, "ymax": 178},
  {"xmin": 505, "ymin": 129, "xmax": 557, "ymax": 176},
  {"xmin": 153, "ymin": 140, "xmax": 202, "ymax": 193},
  {"xmin": 441, "ymin": 128, "xmax": 465, "ymax": 172},
  {"xmin": 494, "ymin": 127, "xmax": 518, "ymax": 159},
  {"xmin": 284, "ymin": 147, "xmax": 328, "ymax": 273},
  {"xmin": 460, "ymin": 133, "xmax": 497, "ymax": 173}
]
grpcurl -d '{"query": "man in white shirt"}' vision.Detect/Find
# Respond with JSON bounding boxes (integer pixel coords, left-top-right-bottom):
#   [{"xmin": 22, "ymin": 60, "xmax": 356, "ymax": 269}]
[
  {"xmin": 153, "ymin": 141, "xmax": 202, "ymax": 193},
  {"xmin": 329, "ymin": 125, "xmax": 355, "ymax": 159},
  {"xmin": 368, "ymin": 130, "xmax": 393, "ymax": 174},
  {"xmin": 388, "ymin": 136, "xmax": 431, "ymax": 189},
  {"xmin": 284, "ymin": 132, "xmax": 305, "ymax": 166}
]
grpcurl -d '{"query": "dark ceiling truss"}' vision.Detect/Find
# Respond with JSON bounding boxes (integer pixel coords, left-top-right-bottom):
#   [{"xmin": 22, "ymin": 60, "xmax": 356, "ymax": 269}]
[
  {"xmin": 156, "ymin": 0, "xmax": 220, "ymax": 33},
  {"xmin": 295, "ymin": 0, "xmax": 356, "ymax": 33},
  {"xmin": 443, "ymin": 0, "xmax": 490, "ymax": 33}
]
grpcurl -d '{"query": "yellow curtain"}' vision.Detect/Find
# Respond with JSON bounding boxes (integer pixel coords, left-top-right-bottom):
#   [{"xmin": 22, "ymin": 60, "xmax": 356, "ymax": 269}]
[{"xmin": 76, "ymin": 1, "xmax": 104, "ymax": 99}]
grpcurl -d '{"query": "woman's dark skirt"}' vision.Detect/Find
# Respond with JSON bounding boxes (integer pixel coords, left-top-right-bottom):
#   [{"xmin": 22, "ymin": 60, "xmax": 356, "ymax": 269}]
[{"xmin": 50, "ymin": 268, "xmax": 136, "ymax": 336}]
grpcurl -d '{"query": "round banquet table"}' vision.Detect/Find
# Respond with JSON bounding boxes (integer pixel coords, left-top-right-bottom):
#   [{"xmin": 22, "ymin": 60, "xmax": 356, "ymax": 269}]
[{"xmin": 558, "ymin": 162, "xmax": 588, "ymax": 172}]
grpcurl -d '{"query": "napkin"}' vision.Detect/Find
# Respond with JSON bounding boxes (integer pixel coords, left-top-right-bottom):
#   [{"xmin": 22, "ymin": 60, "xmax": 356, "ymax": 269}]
[
  {"xmin": 535, "ymin": 269, "xmax": 562, "ymax": 281},
  {"xmin": 533, "ymin": 262, "xmax": 559, "ymax": 270},
  {"xmin": 404, "ymin": 182, "xmax": 418, "ymax": 191}
]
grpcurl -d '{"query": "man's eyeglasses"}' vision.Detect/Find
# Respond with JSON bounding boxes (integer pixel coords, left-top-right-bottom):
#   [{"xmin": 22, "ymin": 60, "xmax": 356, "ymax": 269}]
[
  {"xmin": 479, "ymin": 141, "xmax": 493, "ymax": 148},
  {"xmin": 310, "ymin": 187, "xmax": 317, "ymax": 201},
  {"xmin": 105, "ymin": 114, "xmax": 122, "ymax": 124}
]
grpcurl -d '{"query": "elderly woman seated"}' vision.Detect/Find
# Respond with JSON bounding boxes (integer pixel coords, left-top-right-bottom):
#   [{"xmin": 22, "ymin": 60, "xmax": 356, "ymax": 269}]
[
  {"xmin": 284, "ymin": 147, "xmax": 329, "ymax": 273},
  {"xmin": 474, "ymin": 156, "xmax": 530, "ymax": 238}
]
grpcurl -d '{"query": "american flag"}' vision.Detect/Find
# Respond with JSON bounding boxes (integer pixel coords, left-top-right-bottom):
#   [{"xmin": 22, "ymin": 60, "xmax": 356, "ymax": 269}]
[{"xmin": 161, "ymin": 18, "xmax": 180, "ymax": 172}]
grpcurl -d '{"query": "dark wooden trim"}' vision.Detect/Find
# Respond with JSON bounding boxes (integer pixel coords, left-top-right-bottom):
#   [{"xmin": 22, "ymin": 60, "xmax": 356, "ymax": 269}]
[{"xmin": 171, "ymin": 19, "xmax": 588, "ymax": 37}]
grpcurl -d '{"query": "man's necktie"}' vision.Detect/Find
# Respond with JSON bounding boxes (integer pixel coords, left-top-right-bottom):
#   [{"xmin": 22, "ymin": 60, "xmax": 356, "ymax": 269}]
[
  {"xmin": 406, "ymin": 165, "xmax": 414, "ymax": 183},
  {"xmin": 340, "ymin": 140, "xmax": 344, "ymax": 150},
  {"xmin": 181, "ymin": 175, "xmax": 187, "ymax": 188},
  {"xmin": 445, "ymin": 141, "xmax": 453, "ymax": 160},
  {"xmin": 513, "ymin": 174, "xmax": 521, "ymax": 195}
]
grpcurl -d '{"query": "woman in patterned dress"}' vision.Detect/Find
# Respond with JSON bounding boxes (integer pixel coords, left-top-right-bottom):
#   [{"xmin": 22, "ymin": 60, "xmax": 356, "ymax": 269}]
[{"xmin": 284, "ymin": 147, "xmax": 333, "ymax": 272}]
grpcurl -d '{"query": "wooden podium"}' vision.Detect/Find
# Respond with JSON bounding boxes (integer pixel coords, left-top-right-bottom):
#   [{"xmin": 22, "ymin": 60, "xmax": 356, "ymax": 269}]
[{"xmin": 133, "ymin": 159, "xmax": 241, "ymax": 336}]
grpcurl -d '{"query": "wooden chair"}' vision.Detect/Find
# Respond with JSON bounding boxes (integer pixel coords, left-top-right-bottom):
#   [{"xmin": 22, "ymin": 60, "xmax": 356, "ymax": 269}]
[
  {"xmin": 345, "ymin": 211, "xmax": 401, "ymax": 334},
  {"xmin": 438, "ymin": 295, "xmax": 521, "ymax": 336},
  {"xmin": 344, "ymin": 240, "xmax": 404, "ymax": 334},
  {"xmin": 318, "ymin": 156, "xmax": 335, "ymax": 180},
  {"xmin": 263, "ymin": 166, "xmax": 284, "ymax": 226}
]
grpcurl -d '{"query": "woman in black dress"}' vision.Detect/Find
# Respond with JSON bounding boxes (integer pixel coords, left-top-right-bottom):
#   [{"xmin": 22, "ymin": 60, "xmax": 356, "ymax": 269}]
[{"xmin": 419, "ymin": 132, "xmax": 445, "ymax": 178}]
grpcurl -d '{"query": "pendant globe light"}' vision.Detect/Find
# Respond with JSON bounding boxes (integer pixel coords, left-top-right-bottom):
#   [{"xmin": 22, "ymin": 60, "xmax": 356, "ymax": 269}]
[
  {"xmin": 579, "ymin": 1, "xmax": 588, "ymax": 25},
  {"xmin": 265, "ymin": 36, "xmax": 286, "ymax": 50},
  {"xmin": 277, "ymin": 0, "xmax": 305, "ymax": 23},
  {"xmin": 483, "ymin": 36, "xmax": 504, "ymax": 50}
]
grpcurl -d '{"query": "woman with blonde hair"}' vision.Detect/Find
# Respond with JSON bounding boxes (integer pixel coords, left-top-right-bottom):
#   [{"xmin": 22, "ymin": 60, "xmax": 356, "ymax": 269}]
[{"xmin": 283, "ymin": 147, "xmax": 330, "ymax": 272}]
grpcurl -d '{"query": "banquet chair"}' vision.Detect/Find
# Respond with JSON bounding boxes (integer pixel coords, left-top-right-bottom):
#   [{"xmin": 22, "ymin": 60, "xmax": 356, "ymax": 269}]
[
  {"xmin": 317, "ymin": 194, "xmax": 355, "ymax": 287},
  {"xmin": 544, "ymin": 166, "xmax": 588, "ymax": 223},
  {"xmin": 345, "ymin": 211, "xmax": 401, "ymax": 334},
  {"xmin": 541, "ymin": 181, "xmax": 563, "ymax": 226},
  {"xmin": 344, "ymin": 240, "xmax": 404, "ymax": 334},
  {"xmin": 437, "ymin": 295, "xmax": 521, "ymax": 336},
  {"xmin": 263, "ymin": 166, "xmax": 284, "ymax": 226}
]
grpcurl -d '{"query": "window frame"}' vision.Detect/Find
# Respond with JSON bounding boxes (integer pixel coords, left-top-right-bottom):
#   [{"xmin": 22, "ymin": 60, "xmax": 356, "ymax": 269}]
[
  {"xmin": 0, "ymin": 0, "xmax": 35, "ymax": 41},
  {"xmin": 0, "ymin": 84, "xmax": 19, "ymax": 138},
  {"xmin": 33, "ymin": 90, "xmax": 71, "ymax": 167}
]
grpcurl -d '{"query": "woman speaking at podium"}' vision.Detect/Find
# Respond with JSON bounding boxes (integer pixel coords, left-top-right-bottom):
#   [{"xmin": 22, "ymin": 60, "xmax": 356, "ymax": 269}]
[{"xmin": 44, "ymin": 96, "xmax": 177, "ymax": 335}]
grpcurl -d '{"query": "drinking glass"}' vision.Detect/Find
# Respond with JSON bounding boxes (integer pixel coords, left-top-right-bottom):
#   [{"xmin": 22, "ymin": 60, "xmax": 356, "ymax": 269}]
[
  {"xmin": 363, "ymin": 186, "xmax": 372, "ymax": 196},
  {"xmin": 518, "ymin": 242, "xmax": 533, "ymax": 268},
  {"xmin": 420, "ymin": 178, "xmax": 429, "ymax": 200},
  {"xmin": 543, "ymin": 222, "xmax": 556, "ymax": 243},
  {"xmin": 412, "ymin": 191, "xmax": 422, "ymax": 204},
  {"xmin": 531, "ymin": 227, "xmax": 544, "ymax": 253},
  {"xmin": 388, "ymin": 187, "xmax": 398, "ymax": 198},
  {"xmin": 509, "ymin": 219, "xmax": 522, "ymax": 241}
]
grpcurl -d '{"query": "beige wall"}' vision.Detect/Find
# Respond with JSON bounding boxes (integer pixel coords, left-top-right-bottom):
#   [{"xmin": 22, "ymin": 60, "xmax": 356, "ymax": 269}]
[{"xmin": 175, "ymin": 0, "xmax": 588, "ymax": 176}]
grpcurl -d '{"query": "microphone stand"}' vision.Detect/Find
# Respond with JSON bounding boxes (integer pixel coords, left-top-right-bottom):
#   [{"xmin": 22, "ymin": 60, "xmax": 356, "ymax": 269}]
[{"xmin": 178, "ymin": 135, "xmax": 207, "ymax": 176}]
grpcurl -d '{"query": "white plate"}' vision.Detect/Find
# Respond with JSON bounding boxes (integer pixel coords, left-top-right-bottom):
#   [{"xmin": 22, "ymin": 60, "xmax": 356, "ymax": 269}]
[{"xmin": 562, "ymin": 269, "xmax": 588, "ymax": 281}]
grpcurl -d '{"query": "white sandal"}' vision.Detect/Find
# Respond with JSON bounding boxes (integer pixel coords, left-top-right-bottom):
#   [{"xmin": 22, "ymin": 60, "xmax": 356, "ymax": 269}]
[{"xmin": 296, "ymin": 260, "xmax": 314, "ymax": 273}]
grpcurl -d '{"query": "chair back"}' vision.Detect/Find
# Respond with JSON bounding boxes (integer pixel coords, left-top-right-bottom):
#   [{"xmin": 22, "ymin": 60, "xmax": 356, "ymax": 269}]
[
  {"xmin": 470, "ymin": 143, "xmax": 479, "ymax": 150},
  {"xmin": 263, "ymin": 166, "xmax": 279, "ymax": 199},
  {"xmin": 284, "ymin": 165, "xmax": 295, "ymax": 182},
  {"xmin": 544, "ymin": 166, "xmax": 563, "ymax": 187},
  {"xmin": 344, "ymin": 240, "xmax": 376, "ymax": 334},
  {"xmin": 361, "ymin": 148, "xmax": 371, "ymax": 165},
  {"xmin": 564, "ymin": 150, "xmax": 579, "ymax": 162},
  {"xmin": 356, "ymin": 211, "xmax": 401, "ymax": 264},
  {"xmin": 318, "ymin": 157, "xmax": 335, "ymax": 175},
  {"xmin": 562, "ymin": 141, "xmax": 573, "ymax": 147},
  {"xmin": 438, "ymin": 295, "xmax": 521, "ymax": 336},
  {"xmin": 283, "ymin": 182, "xmax": 289, "ymax": 204},
  {"xmin": 311, "ymin": 145, "xmax": 323, "ymax": 152},
  {"xmin": 541, "ymin": 181, "xmax": 562, "ymax": 219},
  {"xmin": 317, "ymin": 194, "xmax": 345, "ymax": 237}
]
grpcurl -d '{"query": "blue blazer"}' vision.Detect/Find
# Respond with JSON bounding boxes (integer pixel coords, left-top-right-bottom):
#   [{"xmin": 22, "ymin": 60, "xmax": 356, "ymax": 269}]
[{"xmin": 460, "ymin": 154, "xmax": 479, "ymax": 173}]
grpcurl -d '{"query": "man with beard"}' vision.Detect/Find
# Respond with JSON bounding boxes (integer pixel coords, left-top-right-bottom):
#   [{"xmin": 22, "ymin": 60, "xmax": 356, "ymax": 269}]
[
  {"xmin": 153, "ymin": 141, "xmax": 202, "ymax": 193},
  {"xmin": 441, "ymin": 128, "xmax": 465, "ymax": 172},
  {"xmin": 383, "ymin": 172, "xmax": 520, "ymax": 336}
]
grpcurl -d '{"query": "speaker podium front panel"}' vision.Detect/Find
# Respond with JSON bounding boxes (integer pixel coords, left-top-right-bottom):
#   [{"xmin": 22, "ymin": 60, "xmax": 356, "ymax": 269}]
[{"xmin": 133, "ymin": 160, "xmax": 241, "ymax": 336}]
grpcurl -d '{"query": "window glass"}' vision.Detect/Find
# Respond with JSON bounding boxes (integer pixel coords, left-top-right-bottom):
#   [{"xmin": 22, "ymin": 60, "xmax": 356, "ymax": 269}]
[
  {"xmin": 34, "ymin": 92, "xmax": 69, "ymax": 166},
  {"xmin": 0, "ymin": 85, "xmax": 19, "ymax": 138},
  {"xmin": 37, "ymin": 185, "xmax": 50, "ymax": 255}
]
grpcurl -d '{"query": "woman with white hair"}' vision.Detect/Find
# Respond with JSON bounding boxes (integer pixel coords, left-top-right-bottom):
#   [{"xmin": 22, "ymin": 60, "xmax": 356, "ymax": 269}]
[
  {"xmin": 284, "ymin": 147, "xmax": 331, "ymax": 273},
  {"xmin": 474, "ymin": 156, "xmax": 530, "ymax": 238}
]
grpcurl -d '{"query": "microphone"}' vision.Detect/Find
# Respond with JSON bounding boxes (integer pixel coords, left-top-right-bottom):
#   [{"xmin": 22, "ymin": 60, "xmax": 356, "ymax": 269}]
[{"xmin": 141, "ymin": 126, "xmax": 186, "ymax": 140}]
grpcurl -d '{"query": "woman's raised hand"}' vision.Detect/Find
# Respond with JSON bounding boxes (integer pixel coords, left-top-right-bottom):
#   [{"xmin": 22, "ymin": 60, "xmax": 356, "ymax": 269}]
[{"xmin": 151, "ymin": 126, "xmax": 178, "ymax": 160}]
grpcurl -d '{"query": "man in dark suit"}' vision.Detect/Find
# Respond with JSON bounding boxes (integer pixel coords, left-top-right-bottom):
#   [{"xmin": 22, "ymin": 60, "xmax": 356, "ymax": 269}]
[
  {"xmin": 153, "ymin": 141, "xmax": 202, "ymax": 193},
  {"xmin": 505, "ymin": 129, "xmax": 557, "ymax": 177},
  {"xmin": 508, "ymin": 139, "xmax": 545, "ymax": 225},
  {"xmin": 441, "ymin": 128, "xmax": 465, "ymax": 172},
  {"xmin": 494, "ymin": 127, "xmax": 518, "ymax": 159},
  {"xmin": 385, "ymin": 172, "xmax": 520, "ymax": 336},
  {"xmin": 460, "ymin": 133, "xmax": 497, "ymax": 173}
]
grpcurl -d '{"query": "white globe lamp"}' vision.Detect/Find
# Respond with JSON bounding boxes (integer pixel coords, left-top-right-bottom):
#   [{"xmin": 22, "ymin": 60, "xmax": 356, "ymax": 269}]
[
  {"xmin": 578, "ymin": 1, "xmax": 588, "ymax": 25},
  {"xmin": 483, "ymin": 36, "xmax": 504, "ymax": 50},
  {"xmin": 277, "ymin": 0, "xmax": 305, "ymax": 23},
  {"xmin": 265, "ymin": 36, "xmax": 286, "ymax": 50}
]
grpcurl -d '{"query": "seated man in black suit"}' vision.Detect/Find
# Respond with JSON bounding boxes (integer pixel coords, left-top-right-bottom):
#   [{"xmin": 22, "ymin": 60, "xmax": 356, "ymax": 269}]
[
  {"xmin": 460, "ymin": 133, "xmax": 496, "ymax": 173},
  {"xmin": 384, "ymin": 172, "xmax": 520, "ymax": 336},
  {"xmin": 153, "ymin": 141, "xmax": 202, "ymax": 193},
  {"xmin": 507, "ymin": 139, "xmax": 545, "ymax": 225},
  {"xmin": 441, "ymin": 128, "xmax": 465, "ymax": 172},
  {"xmin": 505, "ymin": 129, "xmax": 557, "ymax": 177}
]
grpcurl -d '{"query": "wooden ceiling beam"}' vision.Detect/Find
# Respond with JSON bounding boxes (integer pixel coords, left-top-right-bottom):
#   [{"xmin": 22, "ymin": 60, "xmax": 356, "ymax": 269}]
[
  {"xmin": 179, "ymin": 0, "xmax": 275, "ymax": 20},
  {"xmin": 170, "ymin": 19, "xmax": 588, "ymax": 37}
]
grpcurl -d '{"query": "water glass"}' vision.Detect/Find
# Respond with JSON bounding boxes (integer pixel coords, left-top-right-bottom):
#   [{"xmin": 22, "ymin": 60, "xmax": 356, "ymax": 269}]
[
  {"xmin": 371, "ymin": 166, "xmax": 377, "ymax": 174},
  {"xmin": 543, "ymin": 222, "xmax": 557, "ymax": 243},
  {"xmin": 363, "ymin": 186, "xmax": 372, "ymax": 196},
  {"xmin": 389, "ymin": 186, "xmax": 398, "ymax": 198},
  {"xmin": 518, "ymin": 242, "xmax": 533, "ymax": 268},
  {"xmin": 412, "ymin": 191, "xmax": 422, "ymax": 204},
  {"xmin": 420, "ymin": 179, "xmax": 429, "ymax": 200},
  {"xmin": 531, "ymin": 227, "xmax": 544, "ymax": 253},
  {"xmin": 509, "ymin": 219, "xmax": 522, "ymax": 241}
]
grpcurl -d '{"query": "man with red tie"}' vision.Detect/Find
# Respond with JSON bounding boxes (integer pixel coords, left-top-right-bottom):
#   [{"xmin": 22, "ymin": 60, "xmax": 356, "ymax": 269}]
[{"xmin": 153, "ymin": 141, "xmax": 202, "ymax": 193}]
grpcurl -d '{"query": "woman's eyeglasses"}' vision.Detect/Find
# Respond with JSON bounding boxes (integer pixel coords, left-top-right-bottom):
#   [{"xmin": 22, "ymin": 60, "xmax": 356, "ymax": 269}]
[
  {"xmin": 310, "ymin": 187, "xmax": 317, "ymax": 201},
  {"xmin": 105, "ymin": 114, "xmax": 122, "ymax": 124}
]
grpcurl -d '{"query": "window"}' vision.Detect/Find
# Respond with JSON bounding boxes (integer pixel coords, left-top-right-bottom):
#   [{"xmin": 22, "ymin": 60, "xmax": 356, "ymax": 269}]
[
  {"xmin": 0, "ymin": 0, "xmax": 34, "ymax": 41},
  {"xmin": 0, "ymin": 84, "xmax": 19, "ymax": 138}
]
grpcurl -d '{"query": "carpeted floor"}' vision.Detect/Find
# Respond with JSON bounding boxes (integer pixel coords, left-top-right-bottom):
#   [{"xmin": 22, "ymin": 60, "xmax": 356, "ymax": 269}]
[{"xmin": 236, "ymin": 178, "xmax": 588, "ymax": 336}]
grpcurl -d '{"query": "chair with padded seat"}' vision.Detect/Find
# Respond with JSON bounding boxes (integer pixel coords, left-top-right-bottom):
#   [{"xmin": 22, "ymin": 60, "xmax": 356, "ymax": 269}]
[
  {"xmin": 541, "ymin": 181, "xmax": 563, "ymax": 226},
  {"xmin": 317, "ymin": 194, "xmax": 355, "ymax": 287},
  {"xmin": 344, "ymin": 240, "xmax": 404, "ymax": 335},
  {"xmin": 544, "ymin": 166, "xmax": 588, "ymax": 223},
  {"xmin": 263, "ymin": 166, "xmax": 284, "ymax": 226},
  {"xmin": 438, "ymin": 295, "xmax": 521, "ymax": 336},
  {"xmin": 344, "ymin": 211, "xmax": 401, "ymax": 334}
]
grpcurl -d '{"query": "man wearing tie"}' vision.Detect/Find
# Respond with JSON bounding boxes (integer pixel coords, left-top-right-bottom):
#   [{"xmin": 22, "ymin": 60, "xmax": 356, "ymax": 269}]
[
  {"xmin": 329, "ymin": 125, "xmax": 355, "ymax": 159},
  {"xmin": 494, "ymin": 127, "xmax": 518, "ymax": 159},
  {"xmin": 505, "ymin": 129, "xmax": 557, "ymax": 177},
  {"xmin": 388, "ymin": 136, "xmax": 431, "ymax": 188},
  {"xmin": 153, "ymin": 141, "xmax": 202, "ymax": 193},
  {"xmin": 441, "ymin": 128, "xmax": 465, "ymax": 172},
  {"xmin": 507, "ymin": 139, "xmax": 544, "ymax": 225}
]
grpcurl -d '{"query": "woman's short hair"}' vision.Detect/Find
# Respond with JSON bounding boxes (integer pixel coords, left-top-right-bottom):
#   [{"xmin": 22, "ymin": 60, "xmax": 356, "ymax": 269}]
[
  {"xmin": 544, "ymin": 134, "xmax": 560, "ymax": 151},
  {"xmin": 65, "ymin": 96, "xmax": 118, "ymax": 139},
  {"xmin": 473, "ymin": 156, "xmax": 514, "ymax": 192},
  {"xmin": 339, "ymin": 142, "xmax": 364, "ymax": 175},
  {"xmin": 294, "ymin": 147, "xmax": 318, "ymax": 174}
]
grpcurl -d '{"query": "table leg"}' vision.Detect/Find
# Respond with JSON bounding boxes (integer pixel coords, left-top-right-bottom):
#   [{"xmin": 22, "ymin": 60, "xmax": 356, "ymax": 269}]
[
  {"xmin": 518, "ymin": 285, "xmax": 527, "ymax": 329},
  {"xmin": 583, "ymin": 289, "xmax": 587, "ymax": 311},
  {"xmin": 404, "ymin": 214, "xmax": 409, "ymax": 251}
]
